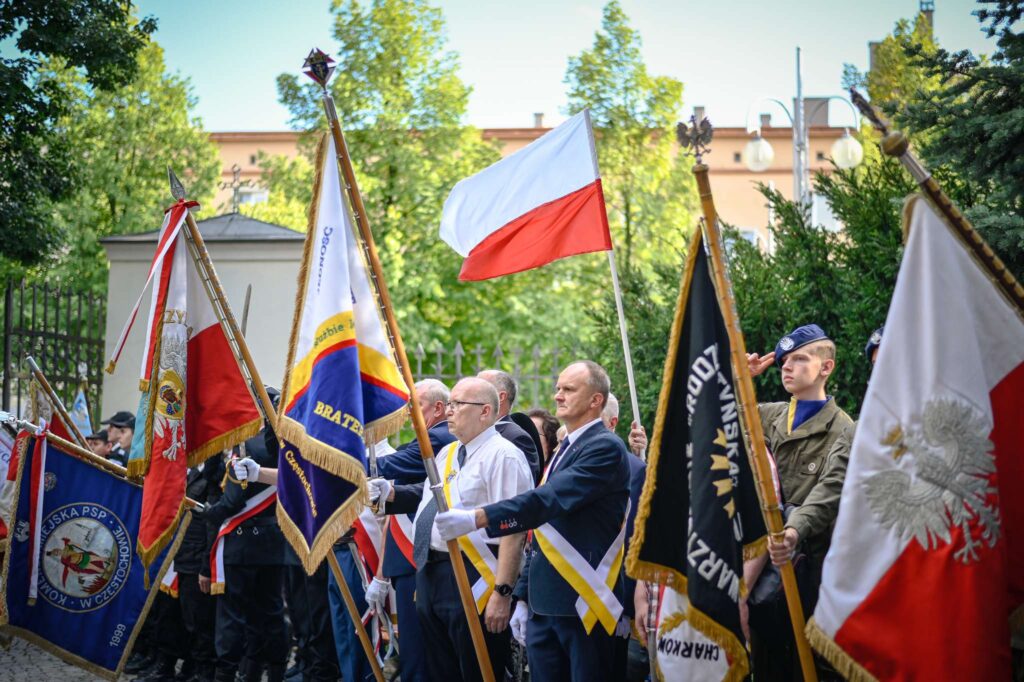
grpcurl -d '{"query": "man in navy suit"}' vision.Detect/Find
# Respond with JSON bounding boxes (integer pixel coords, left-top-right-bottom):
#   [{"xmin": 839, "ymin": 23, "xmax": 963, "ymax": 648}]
[
  {"xmin": 365, "ymin": 378, "xmax": 454, "ymax": 682},
  {"xmin": 436, "ymin": 361, "xmax": 630, "ymax": 682}
]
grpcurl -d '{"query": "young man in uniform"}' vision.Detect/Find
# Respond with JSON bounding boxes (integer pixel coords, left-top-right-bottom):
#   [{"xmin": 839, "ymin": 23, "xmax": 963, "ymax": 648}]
[{"xmin": 743, "ymin": 324, "xmax": 854, "ymax": 681}]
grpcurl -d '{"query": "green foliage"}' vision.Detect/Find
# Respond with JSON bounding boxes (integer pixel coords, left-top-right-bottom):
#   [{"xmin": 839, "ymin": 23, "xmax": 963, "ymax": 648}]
[
  {"xmin": 565, "ymin": 0, "xmax": 695, "ymax": 277},
  {"xmin": 273, "ymin": 0, "xmax": 599, "ymax": 350},
  {"xmin": 727, "ymin": 158, "xmax": 915, "ymax": 417},
  {"xmin": 241, "ymin": 152, "xmax": 316, "ymax": 231},
  {"xmin": 0, "ymin": 1, "xmax": 156, "ymax": 270},
  {"xmin": 26, "ymin": 43, "xmax": 220, "ymax": 292},
  {"xmin": 898, "ymin": 1, "xmax": 1024, "ymax": 280}
]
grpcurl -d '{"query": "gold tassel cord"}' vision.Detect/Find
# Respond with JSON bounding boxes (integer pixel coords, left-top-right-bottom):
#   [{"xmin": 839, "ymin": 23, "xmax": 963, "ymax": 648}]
[{"xmin": 805, "ymin": 617, "xmax": 879, "ymax": 682}]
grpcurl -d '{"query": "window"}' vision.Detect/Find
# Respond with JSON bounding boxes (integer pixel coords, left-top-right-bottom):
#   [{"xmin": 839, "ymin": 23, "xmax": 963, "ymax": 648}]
[
  {"xmin": 733, "ymin": 152, "xmax": 742, "ymax": 163},
  {"xmin": 816, "ymin": 151, "xmax": 826, "ymax": 161},
  {"xmin": 238, "ymin": 187, "xmax": 269, "ymax": 205},
  {"xmin": 249, "ymin": 154, "xmax": 258, "ymax": 166}
]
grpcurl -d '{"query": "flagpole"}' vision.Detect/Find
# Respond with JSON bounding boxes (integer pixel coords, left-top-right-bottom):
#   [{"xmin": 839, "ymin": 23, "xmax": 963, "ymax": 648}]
[
  {"xmin": 303, "ymin": 48, "xmax": 495, "ymax": 682},
  {"xmin": 327, "ymin": 551, "xmax": 387, "ymax": 682},
  {"xmin": 606, "ymin": 251, "xmax": 643, "ymax": 434},
  {"xmin": 680, "ymin": 118, "xmax": 819, "ymax": 682},
  {"xmin": 166, "ymin": 174, "xmax": 278, "ymax": 425},
  {"xmin": 849, "ymin": 89, "xmax": 1024, "ymax": 315},
  {"xmin": 25, "ymin": 356, "xmax": 89, "ymax": 448}
]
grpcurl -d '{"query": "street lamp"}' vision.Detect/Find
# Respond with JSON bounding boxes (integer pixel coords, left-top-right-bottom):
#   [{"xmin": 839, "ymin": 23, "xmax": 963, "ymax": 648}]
[{"xmin": 743, "ymin": 47, "xmax": 863, "ymax": 206}]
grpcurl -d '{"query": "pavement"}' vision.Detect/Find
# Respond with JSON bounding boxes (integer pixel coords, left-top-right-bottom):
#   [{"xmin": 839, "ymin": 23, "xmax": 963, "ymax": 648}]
[{"xmin": 0, "ymin": 635, "xmax": 110, "ymax": 681}]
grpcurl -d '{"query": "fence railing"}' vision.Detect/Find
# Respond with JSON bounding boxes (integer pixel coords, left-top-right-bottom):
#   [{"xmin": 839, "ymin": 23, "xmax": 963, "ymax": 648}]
[
  {"xmin": 1, "ymin": 281, "xmax": 107, "ymax": 425},
  {"xmin": 407, "ymin": 341, "xmax": 584, "ymax": 412}
]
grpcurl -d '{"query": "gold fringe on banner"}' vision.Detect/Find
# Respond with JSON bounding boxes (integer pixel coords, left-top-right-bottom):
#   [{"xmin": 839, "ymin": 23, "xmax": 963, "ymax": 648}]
[
  {"xmin": 363, "ymin": 407, "xmax": 409, "ymax": 445},
  {"xmin": 805, "ymin": 617, "xmax": 878, "ymax": 682},
  {"xmin": 276, "ymin": 485, "xmax": 369, "ymax": 576},
  {"xmin": 136, "ymin": 496, "xmax": 187, "ymax": 581},
  {"xmin": 743, "ymin": 535, "xmax": 768, "ymax": 561},
  {"xmin": 0, "ymin": 434, "xmax": 31, "ymax": 626},
  {"xmin": 186, "ymin": 417, "xmax": 262, "ymax": 469}
]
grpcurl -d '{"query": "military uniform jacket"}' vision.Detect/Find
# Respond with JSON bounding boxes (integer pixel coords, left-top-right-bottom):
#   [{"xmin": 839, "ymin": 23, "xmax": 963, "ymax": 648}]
[
  {"xmin": 759, "ymin": 399, "xmax": 854, "ymax": 559},
  {"xmin": 176, "ymin": 457, "xmax": 225, "ymax": 575},
  {"xmin": 483, "ymin": 422, "xmax": 630, "ymax": 617},
  {"xmin": 203, "ymin": 428, "xmax": 285, "ymax": 566}
]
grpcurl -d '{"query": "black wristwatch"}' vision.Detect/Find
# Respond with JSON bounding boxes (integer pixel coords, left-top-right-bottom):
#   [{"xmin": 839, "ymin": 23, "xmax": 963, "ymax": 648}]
[{"xmin": 494, "ymin": 583, "xmax": 514, "ymax": 598}]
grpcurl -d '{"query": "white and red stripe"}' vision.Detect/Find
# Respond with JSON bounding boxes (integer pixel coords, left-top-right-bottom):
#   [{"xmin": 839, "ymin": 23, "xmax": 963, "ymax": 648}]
[
  {"xmin": 209, "ymin": 487, "xmax": 276, "ymax": 594},
  {"xmin": 439, "ymin": 110, "xmax": 611, "ymax": 281},
  {"xmin": 352, "ymin": 507, "xmax": 385, "ymax": 578},
  {"xmin": 388, "ymin": 514, "xmax": 416, "ymax": 568},
  {"xmin": 160, "ymin": 562, "xmax": 179, "ymax": 598},
  {"xmin": 810, "ymin": 197, "xmax": 1024, "ymax": 679},
  {"xmin": 27, "ymin": 432, "xmax": 48, "ymax": 602}
]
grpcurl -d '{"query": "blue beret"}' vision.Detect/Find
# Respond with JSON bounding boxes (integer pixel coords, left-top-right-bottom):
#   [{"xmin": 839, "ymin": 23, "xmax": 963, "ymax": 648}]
[
  {"xmin": 775, "ymin": 324, "xmax": 830, "ymax": 366},
  {"xmin": 864, "ymin": 325, "xmax": 884, "ymax": 360}
]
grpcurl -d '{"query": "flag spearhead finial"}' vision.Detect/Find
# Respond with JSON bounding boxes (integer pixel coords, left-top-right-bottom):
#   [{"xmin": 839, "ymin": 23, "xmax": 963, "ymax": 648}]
[
  {"xmin": 304, "ymin": 48, "xmax": 336, "ymax": 88},
  {"xmin": 168, "ymin": 167, "xmax": 187, "ymax": 201},
  {"xmin": 677, "ymin": 116, "xmax": 713, "ymax": 164}
]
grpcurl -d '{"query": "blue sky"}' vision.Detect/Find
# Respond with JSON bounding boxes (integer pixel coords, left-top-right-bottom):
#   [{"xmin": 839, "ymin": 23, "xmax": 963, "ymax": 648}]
[{"xmin": 136, "ymin": 0, "xmax": 996, "ymax": 131}]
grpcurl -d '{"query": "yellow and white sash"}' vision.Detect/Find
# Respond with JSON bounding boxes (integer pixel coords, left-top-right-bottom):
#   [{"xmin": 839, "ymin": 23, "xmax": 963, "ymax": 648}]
[
  {"xmin": 533, "ymin": 500, "xmax": 629, "ymax": 635},
  {"xmin": 531, "ymin": 448, "xmax": 629, "ymax": 635},
  {"xmin": 440, "ymin": 442, "xmax": 498, "ymax": 613}
]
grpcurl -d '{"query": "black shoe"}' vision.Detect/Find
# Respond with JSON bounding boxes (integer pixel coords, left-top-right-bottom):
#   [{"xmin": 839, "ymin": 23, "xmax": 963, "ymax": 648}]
[
  {"xmin": 176, "ymin": 658, "xmax": 197, "ymax": 682},
  {"xmin": 125, "ymin": 652, "xmax": 155, "ymax": 675},
  {"xmin": 284, "ymin": 664, "xmax": 303, "ymax": 681},
  {"xmin": 138, "ymin": 655, "xmax": 178, "ymax": 682},
  {"xmin": 265, "ymin": 664, "xmax": 286, "ymax": 682}
]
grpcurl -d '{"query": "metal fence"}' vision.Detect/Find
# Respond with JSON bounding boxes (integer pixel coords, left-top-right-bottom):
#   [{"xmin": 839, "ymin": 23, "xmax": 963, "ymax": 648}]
[
  {"xmin": 1, "ymin": 280, "xmax": 107, "ymax": 425},
  {"xmin": 407, "ymin": 341, "xmax": 583, "ymax": 411}
]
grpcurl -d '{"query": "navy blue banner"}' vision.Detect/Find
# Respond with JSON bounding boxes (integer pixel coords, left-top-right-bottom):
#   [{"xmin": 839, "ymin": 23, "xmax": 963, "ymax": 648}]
[{"xmin": 1, "ymin": 436, "xmax": 178, "ymax": 680}]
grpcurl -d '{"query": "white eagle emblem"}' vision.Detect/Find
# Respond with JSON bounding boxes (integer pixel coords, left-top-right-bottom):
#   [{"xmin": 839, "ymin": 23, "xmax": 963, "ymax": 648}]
[
  {"xmin": 865, "ymin": 398, "xmax": 1000, "ymax": 564},
  {"xmin": 779, "ymin": 336, "xmax": 794, "ymax": 351}
]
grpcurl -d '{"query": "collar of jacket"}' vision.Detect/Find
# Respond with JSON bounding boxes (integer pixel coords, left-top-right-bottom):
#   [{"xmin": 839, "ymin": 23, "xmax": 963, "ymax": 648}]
[{"xmin": 772, "ymin": 398, "xmax": 841, "ymax": 443}]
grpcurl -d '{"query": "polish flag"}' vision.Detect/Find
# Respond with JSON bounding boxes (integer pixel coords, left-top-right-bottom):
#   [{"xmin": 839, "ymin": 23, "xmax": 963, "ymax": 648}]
[
  {"xmin": 807, "ymin": 196, "xmax": 1024, "ymax": 680},
  {"xmin": 439, "ymin": 110, "xmax": 611, "ymax": 281}
]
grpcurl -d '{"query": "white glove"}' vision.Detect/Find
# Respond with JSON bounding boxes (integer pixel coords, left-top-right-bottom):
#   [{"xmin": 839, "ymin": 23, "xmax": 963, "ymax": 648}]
[
  {"xmin": 434, "ymin": 508, "xmax": 478, "ymax": 541},
  {"xmin": 367, "ymin": 478, "xmax": 393, "ymax": 507},
  {"xmin": 365, "ymin": 576, "xmax": 390, "ymax": 615},
  {"xmin": 510, "ymin": 601, "xmax": 528, "ymax": 645},
  {"xmin": 614, "ymin": 615, "xmax": 632, "ymax": 639},
  {"xmin": 233, "ymin": 457, "xmax": 260, "ymax": 482}
]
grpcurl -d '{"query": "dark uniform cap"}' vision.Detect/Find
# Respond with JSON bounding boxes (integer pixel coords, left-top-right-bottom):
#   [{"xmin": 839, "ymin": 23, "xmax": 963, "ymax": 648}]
[
  {"xmin": 101, "ymin": 411, "xmax": 136, "ymax": 429},
  {"xmin": 775, "ymin": 324, "xmax": 830, "ymax": 366},
  {"xmin": 86, "ymin": 429, "xmax": 108, "ymax": 442},
  {"xmin": 865, "ymin": 326, "xmax": 884, "ymax": 360}
]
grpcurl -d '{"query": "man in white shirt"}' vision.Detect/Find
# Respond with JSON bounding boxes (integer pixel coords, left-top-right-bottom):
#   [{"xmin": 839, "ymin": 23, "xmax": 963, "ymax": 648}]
[{"xmin": 370, "ymin": 377, "xmax": 533, "ymax": 682}]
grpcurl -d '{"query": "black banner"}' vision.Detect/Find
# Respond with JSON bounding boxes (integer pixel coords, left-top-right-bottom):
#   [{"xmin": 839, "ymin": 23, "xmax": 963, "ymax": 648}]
[{"xmin": 627, "ymin": 228, "xmax": 766, "ymax": 680}]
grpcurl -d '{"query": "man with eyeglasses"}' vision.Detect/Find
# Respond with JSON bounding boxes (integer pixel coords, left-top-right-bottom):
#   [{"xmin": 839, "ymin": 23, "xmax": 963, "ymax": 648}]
[{"xmin": 369, "ymin": 377, "xmax": 533, "ymax": 682}]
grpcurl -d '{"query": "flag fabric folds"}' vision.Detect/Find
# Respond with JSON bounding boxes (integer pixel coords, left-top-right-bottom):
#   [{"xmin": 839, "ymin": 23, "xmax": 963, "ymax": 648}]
[
  {"xmin": 0, "ymin": 434, "xmax": 181, "ymax": 680},
  {"xmin": 627, "ymin": 227, "xmax": 767, "ymax": 682},
  {"xmin": 807, "ymin": 196, "xmax": 1024, "ymax": 681},
  {"xmin": 70, "ymin": 385, "xmax": 93, "ymax": 437},
  {"xmin": 108, "ymin": 199, "xmax": 262, "ymax": 568},
  {"xmin": 277, "ymin": 134, "xmax": 409, "ymax": 573},
  {"xmin": 439, "ymin": 110, "xmax": 612, "ymax": 281}
]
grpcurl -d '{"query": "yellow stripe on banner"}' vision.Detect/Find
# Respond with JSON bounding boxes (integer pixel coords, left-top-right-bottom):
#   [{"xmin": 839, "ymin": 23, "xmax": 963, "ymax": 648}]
[
  {"xmin": 357, "ymin": 342, "xmax": 408, "ymax": 397},
  {"xmin": 533, "ymin": 530, "xmax": 618, "ymax": 635},
  {"xmin": 787, "ymin": 396, "xmax": 797, "ymax": 434},
  {"xmin": 441, "ymin": 443, "xmax": 495, "ymax": 614},
  {"xmin": 288, "ymin": 311, "xmax": 357, "ymax": 396}
]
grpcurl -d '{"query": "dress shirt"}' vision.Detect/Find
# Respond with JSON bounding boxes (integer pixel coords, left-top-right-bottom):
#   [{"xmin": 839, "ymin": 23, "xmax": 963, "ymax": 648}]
[{"xmin": 413, "ymin": 425, "xmax": 533, "ymax": 553}]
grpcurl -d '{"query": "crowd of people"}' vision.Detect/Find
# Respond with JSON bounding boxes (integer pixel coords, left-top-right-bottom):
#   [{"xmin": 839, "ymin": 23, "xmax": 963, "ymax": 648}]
[{"xmin": 111, "ymin": 321, "xmax": 879, "ymax": 682}]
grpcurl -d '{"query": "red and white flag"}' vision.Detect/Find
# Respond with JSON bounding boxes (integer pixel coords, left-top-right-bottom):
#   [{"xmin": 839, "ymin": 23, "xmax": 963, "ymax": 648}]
[
  {"xmin": 439, "ymin": 110, "xmax": 611, "ymax": 280},
  {"xmin": 109, "ymin": 199, "xmax": 263, "ymax": 568},
  {"xmin": 808, "ymin": 196, "xmax": 1024, "ymax": 680}
]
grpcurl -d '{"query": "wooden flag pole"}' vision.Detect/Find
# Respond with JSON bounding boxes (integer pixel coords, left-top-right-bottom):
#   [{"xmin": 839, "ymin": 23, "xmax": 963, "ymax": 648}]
[
  {"xmin": 327, "ymin": 551, "xmax": 387, "ymax": 682},
  {"xmin": 25, "ymin": 356, "xmax": 89, "ymax": 449},
  {"xmin": 305, "ymin": 49, "xmax": 495, "ymax": 682},
  {"xmin": 681, "ymin": 119, "xmax": 819, "ymax": 682},
  {"xmin": 849, "ymin": 89, "xmax": 1024, "ymax": 315}
]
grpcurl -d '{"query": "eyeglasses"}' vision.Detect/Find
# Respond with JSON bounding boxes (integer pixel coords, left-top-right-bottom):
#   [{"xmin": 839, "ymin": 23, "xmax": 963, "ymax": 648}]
[{"xmin": 446, "ymin": 400, "xmax": 487, "ymax": 411}]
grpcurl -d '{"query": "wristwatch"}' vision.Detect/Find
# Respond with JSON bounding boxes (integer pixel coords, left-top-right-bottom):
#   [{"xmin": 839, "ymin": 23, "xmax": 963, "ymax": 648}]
[{"xmin": 494, "ymin": 583, "xmax": 514, "ymax": 598}]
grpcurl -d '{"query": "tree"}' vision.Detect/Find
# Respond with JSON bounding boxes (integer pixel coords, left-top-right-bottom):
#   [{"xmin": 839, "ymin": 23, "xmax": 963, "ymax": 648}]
[
  {"xmin": 0, "ymin": 1, "xmax": 156, "ymax": 270},
  {"xmin": 565, "ymin": 0, "xmax": 695, "ymax": 277},
  {"xmin": 898, "ymin": 0, "xmax": 1024, "ymax": 280},
  {"xmin": 273, "ymin": 0, "xmax": 593, "ymax": 350},
  {"xmin": 36, "ymin": 42, "xmax": 221, "ymax": 292}
]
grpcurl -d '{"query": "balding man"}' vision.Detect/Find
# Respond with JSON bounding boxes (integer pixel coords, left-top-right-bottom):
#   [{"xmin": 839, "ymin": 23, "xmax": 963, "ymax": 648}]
[
  {"xmin": 435, "ymin": 361, "xmax": 630, "ymax": 682},
  {"xmin": 478, "ymin": 369, "xmax": 541, "ymax": 484},
  {"xmin": 371, "ymin": 378, "xmax": 533, "ymax": 682},
  {"xmin": 364, "ymin": 378, "xmax": 455, "ymax": 682}
]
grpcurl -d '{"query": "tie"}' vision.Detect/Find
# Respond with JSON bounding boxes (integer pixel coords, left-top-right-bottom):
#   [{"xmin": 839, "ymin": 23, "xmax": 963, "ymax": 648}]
[
  {"xmin": 546, "ymin": 438, "xmax": 571, "ymax": 477},
  {"xmin": 413, "ymin": 445, "xmax": 468, "ymax": 568}
]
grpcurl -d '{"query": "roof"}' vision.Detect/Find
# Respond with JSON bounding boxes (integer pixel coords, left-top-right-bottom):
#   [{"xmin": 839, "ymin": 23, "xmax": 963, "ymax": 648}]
[{"xmin": 101, "ymin": 212, "xmax": 304, "ymax": 243}]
